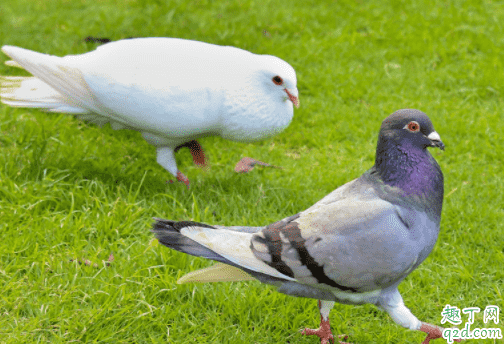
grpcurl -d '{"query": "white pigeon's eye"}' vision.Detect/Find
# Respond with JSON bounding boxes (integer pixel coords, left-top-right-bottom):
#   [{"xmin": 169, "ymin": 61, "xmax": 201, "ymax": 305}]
[
  {"xmin": 406, "ymin": 121, "xmax": 420, "ymax": 132},
  {"xmin": 272, "ymin": 76, "xmax": 283, "ymax": 85}
]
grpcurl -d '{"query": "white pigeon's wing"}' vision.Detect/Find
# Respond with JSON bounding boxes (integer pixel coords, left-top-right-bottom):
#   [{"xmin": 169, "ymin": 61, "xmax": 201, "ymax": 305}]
[
  {"xmin": 2, "ymin": 39, "xmax": 257, "ymax": 139},
  {"xmin": 69, "ymin": 38, "xmax": 262, "ymax": 137}
]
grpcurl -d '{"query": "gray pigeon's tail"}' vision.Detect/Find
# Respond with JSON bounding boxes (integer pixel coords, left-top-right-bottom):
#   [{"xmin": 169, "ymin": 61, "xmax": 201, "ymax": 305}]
[
  {"xmin": 152, "ymin": 218, "xmax": 235, "ymax": 264},
  {"xmin": 152, "ymin": 218, "xmax": 292, "ymax": 286}
]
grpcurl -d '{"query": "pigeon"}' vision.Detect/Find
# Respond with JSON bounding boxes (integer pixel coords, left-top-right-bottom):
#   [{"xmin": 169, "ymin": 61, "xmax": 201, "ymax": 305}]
[
  {"xmin": 0, "ymin": 38, "xmax": 299, "ymax": 186},
  {"xmin": 152, "ymin": 109, "xmax": 459, "ymax": 344}
]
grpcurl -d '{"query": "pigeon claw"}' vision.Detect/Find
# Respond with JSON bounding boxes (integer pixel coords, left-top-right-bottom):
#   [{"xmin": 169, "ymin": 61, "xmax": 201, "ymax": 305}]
[
  {"xmin": 176, "ymin": 171, "xmax": 190, "ymax": 188},
  {"xmin": 302, "ymin": 324, "xmax": 334, "ymax": 344},
  {"xmin": 234, "ymin": 157, "xmax": 281, "ymax": 173},
  {"xmin": 419, "ymin": 322, "xmax": 462, "ymax": 344},
  {"xmin": 302, "ymin": 319, "xmax": 352, "ymax": 344}
]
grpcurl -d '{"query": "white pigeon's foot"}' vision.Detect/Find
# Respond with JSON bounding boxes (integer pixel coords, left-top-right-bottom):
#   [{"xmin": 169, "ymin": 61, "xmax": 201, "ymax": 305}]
[
  {"xmin": 167, "ymin": 171, "xmax": 190, "ymax": 188},
  {"xmin": 234, "ymin": 157, "xmax": 280, "ymax": 173},
  {"xmin": 175, "ymin": 140, "xmax": 207, "ymax": 168},
  {"xmin": 176, "ymin": 171, "xmax": 190, "ymax": 188},
  {"xmin": 419, "ymin": 322, "xmax": 462, "ymax": 343}
]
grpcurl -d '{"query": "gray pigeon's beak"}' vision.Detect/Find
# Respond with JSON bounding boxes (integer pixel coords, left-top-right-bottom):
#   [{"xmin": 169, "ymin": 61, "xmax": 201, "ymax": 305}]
[
  {"xmin": 427, "ymin": 131, "xmax": 445, "ymax": 150},
  {"xmin": 284, "ymin": 88, "xmax": 300, "ymax": 108}
]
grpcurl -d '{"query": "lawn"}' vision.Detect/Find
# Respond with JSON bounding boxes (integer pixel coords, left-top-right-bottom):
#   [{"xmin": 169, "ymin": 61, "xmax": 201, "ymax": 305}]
[{"xmin": 0, "ymin": 0, "xmax": 503, "ymax": 343}]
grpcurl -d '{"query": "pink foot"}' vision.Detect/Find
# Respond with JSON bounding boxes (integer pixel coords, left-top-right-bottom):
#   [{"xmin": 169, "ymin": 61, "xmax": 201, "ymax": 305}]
[
  {"xmin": 167, "ymin": 171, "xmax": 190, "ymax": 188},
  {"xmin": 176, "ymin": 171, "xmax": 190, "ymax": 188},
  {"xmin": 420, "ymin": 323, "xmax": 462, "ymax": 343},
  {"xmin": 234, "ymin": 157, "xmax": 281, "ymax": 173},
  {"xmin": 302, "ymin": 318, "xmax": 335, "ymax": 344},
  {"xmin": 175, "ymin": 140, "xmax": 207, "ymax": 168},
  {"xmin": 302, "ymin": 325, "xmax": 350, "ymax": 344},
  {"xmin": 302, "ymin": 300, "xmax": 351, "ymax": 344}
]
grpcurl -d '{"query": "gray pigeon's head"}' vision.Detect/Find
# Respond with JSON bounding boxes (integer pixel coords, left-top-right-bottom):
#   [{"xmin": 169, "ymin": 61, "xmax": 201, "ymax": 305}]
[
  {"xmin": 374, "ymin": 109, "xmax": 444, "ymax": 219},
  {"xmin": 379, "ymin": 109, "xmax": 445, "ymax": 151}
]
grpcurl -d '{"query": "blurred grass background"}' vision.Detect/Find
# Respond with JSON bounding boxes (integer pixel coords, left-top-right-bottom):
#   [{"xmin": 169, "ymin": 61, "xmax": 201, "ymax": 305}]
[{"xmin": 0, "ymin": 0, "xmax": 503, "ymax": 343}]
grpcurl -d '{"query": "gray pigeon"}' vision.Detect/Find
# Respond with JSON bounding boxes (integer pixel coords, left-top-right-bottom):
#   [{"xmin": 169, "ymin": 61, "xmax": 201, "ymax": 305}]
[{"xmin": 152, "ymin": 109, "xmax": 458, "ymax": 343}]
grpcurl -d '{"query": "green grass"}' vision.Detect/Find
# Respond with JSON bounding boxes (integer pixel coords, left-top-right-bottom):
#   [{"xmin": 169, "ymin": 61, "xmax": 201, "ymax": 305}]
[{"xmin": 1, "ymin": 0, "xmax": 503, "ymax": 343}]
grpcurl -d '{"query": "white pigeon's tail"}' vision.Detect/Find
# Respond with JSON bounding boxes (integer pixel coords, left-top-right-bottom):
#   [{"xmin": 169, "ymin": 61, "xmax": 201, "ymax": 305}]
[
  {"xmin": 0, "ymin": 76, "xmax": 86, "ymax": 113},
  {"xmin": 1, "ymin": 46, "xmax": 101, "ymax": 116}
]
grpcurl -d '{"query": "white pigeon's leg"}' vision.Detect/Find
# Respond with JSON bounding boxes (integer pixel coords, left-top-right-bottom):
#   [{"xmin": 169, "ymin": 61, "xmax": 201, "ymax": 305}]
[
  {"xmin": 174, "ymin": 140, "xmax": 207, "ymax": 168},
  {"xmin": 155, "ymin": 147, "xmax": 190, "ymax": 187},
  {"xmin": 141, "ymin": 132, "xmax": 191, "ymax": 187},
  {"xmin": 378, "ymin": 288, "xmax": 461, "ymax": 344},
  {"xmin": 301, "ymin": 300, "xmax": 351, "ymax": 344}
]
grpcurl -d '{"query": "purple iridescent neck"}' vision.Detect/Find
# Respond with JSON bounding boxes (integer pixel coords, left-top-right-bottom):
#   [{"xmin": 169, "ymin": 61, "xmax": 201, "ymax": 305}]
[{"xmin": 375, "ymin": 135, "xmax": 444, "ymax": 213}]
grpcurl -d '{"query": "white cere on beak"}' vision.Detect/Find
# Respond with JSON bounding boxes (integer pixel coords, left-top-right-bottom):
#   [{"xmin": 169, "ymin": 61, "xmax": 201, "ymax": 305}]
[{"xmin": 427, "ymin": 131, "xmax": 441, "ymax": 141}]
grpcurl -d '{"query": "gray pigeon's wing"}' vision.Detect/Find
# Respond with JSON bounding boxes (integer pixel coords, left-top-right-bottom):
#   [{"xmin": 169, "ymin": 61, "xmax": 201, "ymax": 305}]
[{"xmin": 250, "ymin": 176, "xmax": 439, "ymax": 293}]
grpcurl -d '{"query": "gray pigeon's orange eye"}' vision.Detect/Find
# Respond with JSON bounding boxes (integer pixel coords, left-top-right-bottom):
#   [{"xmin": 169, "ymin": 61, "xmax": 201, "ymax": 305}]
[
  {"xmin": 272, "ymin": 76, "xmax": 283, "ymax": 85},
  {"xmin": 407, "ymin": 121, "xmax": 420, "ymax": 132}
]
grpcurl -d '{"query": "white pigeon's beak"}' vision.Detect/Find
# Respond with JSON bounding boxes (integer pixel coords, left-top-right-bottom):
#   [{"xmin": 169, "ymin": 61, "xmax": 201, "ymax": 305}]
[
  {"xmin": 427, "ymin": 131, "xmax": 445, "ymax": 150},
  {"xmin": 284, "ymin": 88, "xmax": 300, "ymax": 108}
]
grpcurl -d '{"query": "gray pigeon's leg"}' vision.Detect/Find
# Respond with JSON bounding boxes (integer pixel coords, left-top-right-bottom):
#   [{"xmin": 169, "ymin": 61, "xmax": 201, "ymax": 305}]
[
  {"xmin": 302, "ymin": 300, "xmax": 350, "ymax": 344},
  {"xmin": 301, "ymin": 300, "xmax": 335, "ymax": 344},
  {"xmin": 418, "ymin": 322, "xmax": 461, "ymax": 344},
  {"xmin": 378, "ymin": 289, "xmax": 461, "ymax": 343},
  {"xmin": 156, "ymin": 147, "xmax": 190, "ymax": 187}
]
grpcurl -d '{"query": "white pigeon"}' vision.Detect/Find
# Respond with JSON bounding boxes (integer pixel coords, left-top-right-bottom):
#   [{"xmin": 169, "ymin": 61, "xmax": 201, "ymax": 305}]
[{"xmin": 0, "ymin": 38, "xmax": 299, "ymax": 186}]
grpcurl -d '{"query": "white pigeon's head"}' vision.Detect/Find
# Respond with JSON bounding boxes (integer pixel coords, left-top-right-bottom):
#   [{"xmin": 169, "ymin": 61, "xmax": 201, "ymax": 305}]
[
  {"xmin": 257, "ymin": 55, "xmax": 299, "ymax": 108},
  {"xmin": 220, "ymin": 53, "xmax": 299, "ymax": 142}
]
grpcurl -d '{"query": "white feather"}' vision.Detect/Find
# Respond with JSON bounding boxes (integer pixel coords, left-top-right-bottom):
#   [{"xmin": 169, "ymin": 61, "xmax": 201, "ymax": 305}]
[
  {"xmin": 5, "ymin": 60, "xmax": 23, "ymax": 68},
  {"xmin": 177, "ymin": 262, "xmax": 256, "ymax": 284},
  {"xmin": 180, "ymin": 225, "xmax": 296, "ymax": 281}
]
